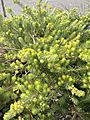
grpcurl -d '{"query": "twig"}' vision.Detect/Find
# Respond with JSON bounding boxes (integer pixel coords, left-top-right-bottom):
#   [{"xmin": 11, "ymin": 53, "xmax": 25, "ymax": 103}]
[
  {"xmin": 0, "ymin": 47, "xmax": 20, "ymax": 51},
  {"xmin": 28, "ymin": 33, "xmax": 36, "ymax": 44},
  {"xmin": 71, "ymin": 113, "xmax": 76, "ymax": 120}
]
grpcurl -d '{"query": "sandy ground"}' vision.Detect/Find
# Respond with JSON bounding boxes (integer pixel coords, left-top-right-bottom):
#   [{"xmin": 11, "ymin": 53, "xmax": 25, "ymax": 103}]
[{"xmin": 0, "ymin": 0, "xmax": 90, "ymax": 16}]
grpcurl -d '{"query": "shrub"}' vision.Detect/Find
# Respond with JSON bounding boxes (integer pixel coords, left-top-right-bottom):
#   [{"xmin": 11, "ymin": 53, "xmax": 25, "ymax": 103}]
[{"xmin": 0, "ymin": 1, "xmax": 90, "ymax": 120}]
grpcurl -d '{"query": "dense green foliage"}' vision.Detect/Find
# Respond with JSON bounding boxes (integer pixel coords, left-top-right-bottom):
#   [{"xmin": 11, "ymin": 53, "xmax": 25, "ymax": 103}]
[{"xmin": 0, "ymin": 1, "xmax": 90, "ymax": 119}]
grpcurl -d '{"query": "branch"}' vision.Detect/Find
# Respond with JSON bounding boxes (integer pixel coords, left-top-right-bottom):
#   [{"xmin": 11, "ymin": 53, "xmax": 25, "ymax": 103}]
[{"xmin": 1, "ymin": 0, "xmax": 6, "ymax": 17}]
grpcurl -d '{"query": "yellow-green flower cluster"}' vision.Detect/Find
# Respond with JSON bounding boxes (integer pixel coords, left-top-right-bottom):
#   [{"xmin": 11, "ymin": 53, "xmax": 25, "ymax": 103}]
[
  {"xmin": 4, "ymin": 101, "xmax": 24, "ymax": 120},
  {"xmin": 68, "ymin": 85, "xmax": 85, "ymax": 97}
]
